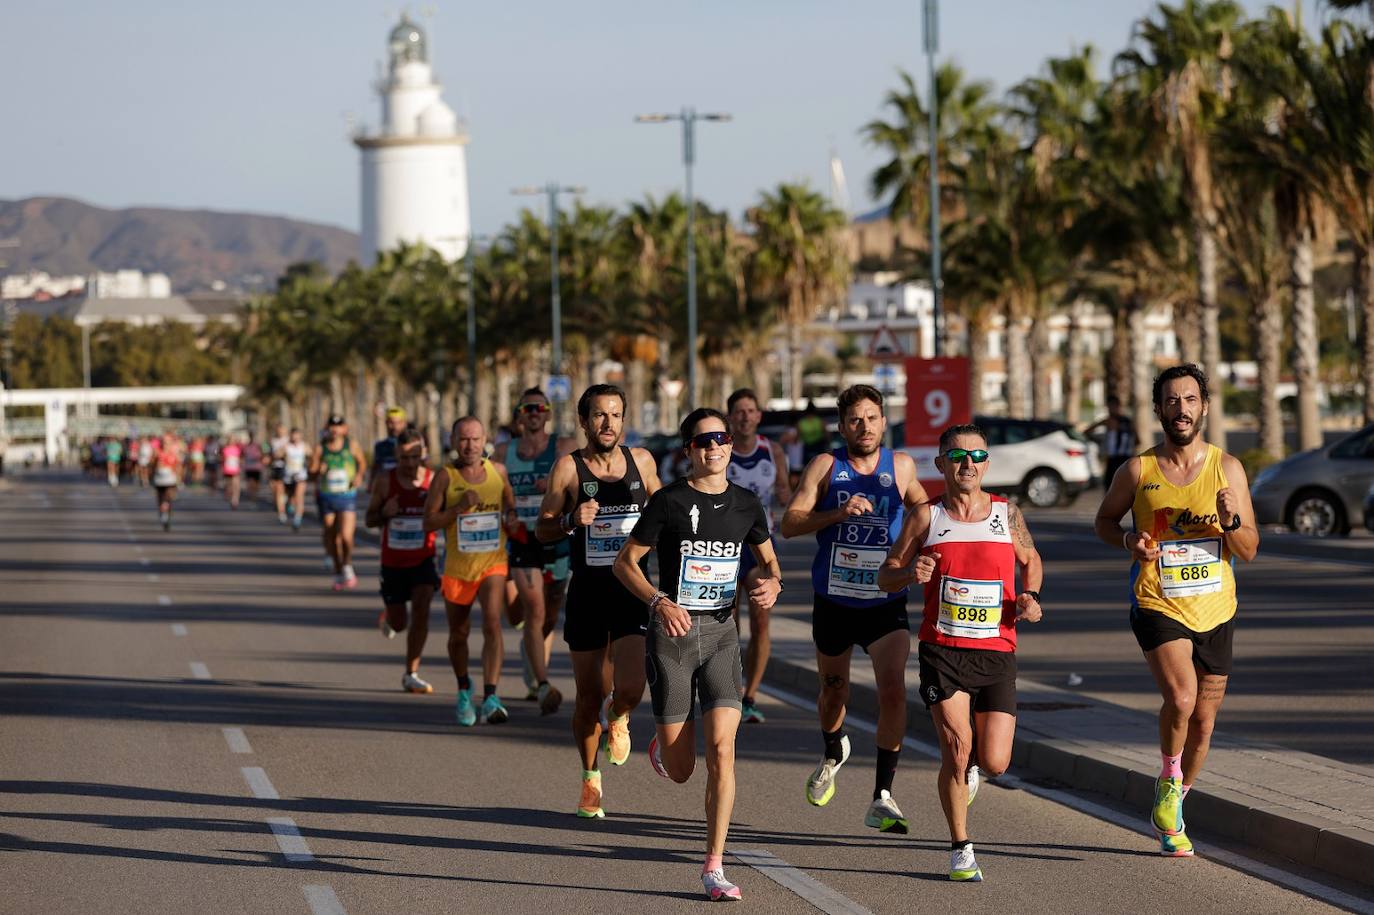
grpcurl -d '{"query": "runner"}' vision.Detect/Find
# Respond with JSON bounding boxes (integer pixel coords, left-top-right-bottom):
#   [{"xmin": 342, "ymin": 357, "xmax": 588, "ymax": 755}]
[
  {"xmin": 104, "ymin": 436, "xmax": 124, "ymax": 488},
  {"xmin": 535, "ymin": 384, "xmax": 660, "ymax": 819},
  {"xmin": 242, "ymin": 432, "xmax": 264, "ymax": 503},
  {"xmin": 780, "ymin": 383, "xmax": 927, "ymax": 833},
  {"xmin": 136, "ymin": 436, "xmax": 154, "ymax": 487},
  {"xmin": 221, "ymin": 435, "xmax": 242, "ymax": 509},
  {"xmin": 724, "ymin": 387, "xmax": 791, "ymax": 724},
  {"xmin": 878, "ymin": 422, "xmax": 1044, "ymax": 882},
  {"xmin": 365, "ymin": 428, "xmax": 441, "ymax": 695},
  {"xmin": 187, "ymin": 437, "xmax": 206, "ymax": 486},
  {"xmin": 269, "ymin": 425, "xmax": 290, "ymax": 522},
  {"xmin": 423, "ymin": 416, "xmax": 520, "ymax": 726},
  {"xmin": 151, "ymin": 431, "xmax": 183, "ymax": 530},
  {"xmin": 283, "ymin": 429, "xmax": 309, "ymax": 530},
  {"xmin": 310, "ymin": 415, "xmax": 368, "ymax": 590},
  {"xmin": 614, "ymin": 406, "xmax": 780, "ymax": 901},
  {"xmin": 371, "ymin": 406, "xmax": 409, "ymax": 486},
  {"xmin": 1093, "ymin": 363, "xmax": 1259, "ymax": 857},
  {"xmin": 204, "ymin": 435, "xmax": 222, "ymax": 492},
  {"xmin": 494, "ymin": 387, "xmax": 573, "ymax": 714}
]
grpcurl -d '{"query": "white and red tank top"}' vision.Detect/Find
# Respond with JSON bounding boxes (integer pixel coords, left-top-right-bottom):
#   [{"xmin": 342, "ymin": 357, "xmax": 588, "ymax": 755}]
[
  {"xmin": 380, "ymin": 468, "xmax": 437, "ymax": 568},
  {"xmin": 919, "ymin": 495, "xmax": 1018, "ymax": 653}
]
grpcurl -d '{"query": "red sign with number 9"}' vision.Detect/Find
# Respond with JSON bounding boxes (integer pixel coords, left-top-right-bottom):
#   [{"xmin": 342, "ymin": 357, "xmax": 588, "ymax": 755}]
[{"xmin": 904, "ymin": 357, "xmax": 971, "ymax": 493}]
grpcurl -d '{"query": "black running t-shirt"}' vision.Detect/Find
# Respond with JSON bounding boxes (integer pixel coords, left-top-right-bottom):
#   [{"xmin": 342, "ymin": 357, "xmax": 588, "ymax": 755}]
[{"xmin": 631, "ymin": 478, "xmax": 769, "ymax": 614}]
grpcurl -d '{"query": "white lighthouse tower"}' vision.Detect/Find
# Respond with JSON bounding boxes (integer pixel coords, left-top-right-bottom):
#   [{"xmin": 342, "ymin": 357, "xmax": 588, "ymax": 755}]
[{"xmin": 354, "ymin": 16, "xmax": 470, "ymax": 264}]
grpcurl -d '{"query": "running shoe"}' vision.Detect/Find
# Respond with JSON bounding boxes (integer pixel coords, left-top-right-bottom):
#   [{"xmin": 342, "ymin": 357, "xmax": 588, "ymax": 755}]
[
  {"xmin": 538, "ymin": 682, "xmax": 563, "ymax": 716},
  {"xmin": 277, "ymin": 512, "xmax": 288, "ymax": 525},
  {"xmin": 520, "ymin": 640, "xmax": 538, "ymax": 699},
  {"xmin": 1159, "ymin": 828, "xmax": 1194, "ymax": 857},
  {"xmin": 577, "ymin": 771, "xmax": 604, "ymax": 819},
  {"xmin": 1152, "ymin": 776, "xmax": 1185, "ymax": 836},
  {"xmin": 160, "ymin": 512, "xmax": 170, "ymax": 531},
  {"xmin": 342, "ymin": 565, "xmax": 357, "ymax": 589},
  {"xmin": 805, "ymin": 734, "xmax": 851, "ymax": 806},
  {"xmin": 702, "ymin": 868, "xmax": 742, "ymax": 901},
  {"xmin": 378, "ymin": 611, "xmax": 397, "ymax": 640},
  {"xmin": 741, "ymin": 699, "xmax": 766, "ymax": 724},
  {"xmin": 949, "ymin": 844, "xmax": 983, "ymax": 882},
  {"xmin": 455, "ymin": 689, "xmax": 477, "ymax": 727},
  {"xmin": 481, "ymin": 693, "xmax": 509, "ymax": 724},
  {"xmin": 331, "ymin": 574, "xmax": 345, "ymax": 592},
  {"xmin": 864, "ymin": 789, "xmax": 909, "ymax": 834},
  {"xmin": 291, "ymin": 516, "xmax": 303, "ymax": 531},
  {"xmin": 966, "ymin": 764, "xmax": 981, "ymax": 807},
  {"xmin": 604, "ymin": 703, "xmax": 631, "ymax": 766},
  {"xmin": 401, "ymin": 672, "xmax": 433, "ymax": 694},
  {"xmin": 648, "ymin": 735, "xmax": 670, "ymax": 779}
]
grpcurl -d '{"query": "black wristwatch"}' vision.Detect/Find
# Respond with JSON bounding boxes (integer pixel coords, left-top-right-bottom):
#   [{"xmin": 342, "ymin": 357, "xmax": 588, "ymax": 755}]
[
  {"xmin": 1224, "ymin": 515, "xmax": 1242, "ymax": 532},
  {"xmin": 1023, "ymin": 590, "xmax": 1041, "ymax": 604}
]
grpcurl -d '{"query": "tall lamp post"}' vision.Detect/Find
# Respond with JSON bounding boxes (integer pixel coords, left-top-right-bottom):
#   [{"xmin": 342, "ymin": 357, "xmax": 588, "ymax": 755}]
[
  {"xmin": 633, "ymin": 107, "xmax": 731, "ymax": 401},
  {"xmin": 924, "ymin": 0, "xmax": 943, "ymax": 356},
  {"xmin": 512, "ymin": 183, "xmax": 584, "ymax": 430}
]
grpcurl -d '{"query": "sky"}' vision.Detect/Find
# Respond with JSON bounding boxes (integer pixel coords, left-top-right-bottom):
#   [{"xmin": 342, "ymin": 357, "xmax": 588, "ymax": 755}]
[{"xmin": 2, "ymin": 0, "xmax": 1327, "ymax": 238}]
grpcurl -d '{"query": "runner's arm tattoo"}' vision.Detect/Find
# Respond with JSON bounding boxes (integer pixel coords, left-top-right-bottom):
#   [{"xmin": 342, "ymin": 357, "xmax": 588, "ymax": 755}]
[{"xmin": 1009, "ymin": 503, "xmax": 1036, "ymax": 552}]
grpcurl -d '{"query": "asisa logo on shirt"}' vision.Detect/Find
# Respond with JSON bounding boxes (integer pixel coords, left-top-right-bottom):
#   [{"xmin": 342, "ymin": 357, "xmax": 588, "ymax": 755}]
[{"xmin": 678, "ymin": 540, "xmax": 742, "ymax": 558}]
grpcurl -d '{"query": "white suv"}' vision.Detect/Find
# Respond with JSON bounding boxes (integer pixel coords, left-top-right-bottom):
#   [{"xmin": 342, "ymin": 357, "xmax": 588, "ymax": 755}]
[{"xmin": 900, "ymin": 416, "xmax": 1099, "ymax": 508}]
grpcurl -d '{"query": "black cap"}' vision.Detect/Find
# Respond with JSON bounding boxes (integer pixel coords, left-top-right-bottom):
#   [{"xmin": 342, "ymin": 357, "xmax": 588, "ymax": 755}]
[{"xmin": 326, "ymin": 414, "xmax": 346, "ymax": 426}]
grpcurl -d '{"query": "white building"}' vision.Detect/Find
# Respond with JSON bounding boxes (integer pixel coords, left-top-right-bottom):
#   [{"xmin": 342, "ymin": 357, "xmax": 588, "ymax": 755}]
[
  {"xmin": 353, "ymin": 16, "xmax": 471, "ymax": 265},
  {"xmin": 88, "ymin": 270, "xmax": 171, "ymax": 299},
  {"xmin": 1, "ymin": 271, "xmax": 86, "ymax": 300}
]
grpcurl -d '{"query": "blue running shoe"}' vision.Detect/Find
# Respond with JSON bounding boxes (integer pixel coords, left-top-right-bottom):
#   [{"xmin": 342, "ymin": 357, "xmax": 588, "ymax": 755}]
[
  {"xmin": 481, "ymin": 693, "xmax": 509, "ymax": 724},
  {"xmin": 455, "ymin": 689, "xmax": 477, "ymax": 727}
]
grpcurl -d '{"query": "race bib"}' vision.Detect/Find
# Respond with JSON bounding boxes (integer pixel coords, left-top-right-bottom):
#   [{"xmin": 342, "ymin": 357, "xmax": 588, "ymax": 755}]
[
  {"xmin": 677, "ymin": 554, "xmax": 740, "ymax": 611},
  {"xmin": 458, "ymin": 512, "xmax": 500, "ymax": 552},
  {"xmin": 152, "ymin": 466, "xmax": 178, "ymax": 487},
  {"xmin": 323, "ymin": 468, "xmax": 350, "ymax": 494},
  {"xmin": 937, "ymin": 575, "xmax": 1004, "ymax": 639},
  {"xmin": 388, "ymin": 515, "xmax": 425, "ymax": 551},
  {"xmin": 224, "ymin": 456, "xmax": 240, "ymax": 473},
  {"xmin": 1158, "ymin": 537, "xmax": 1224, "ymax": 598},
  {"xmin": 827, "ymin": 544, "xmax": 886, "ymax": 599},
  {"xmin": 286, "ymin": 455, "xmax": 305, "ymax": 474},
  {"xmin": 585, "ymin": 512, "xmax": 637, "ymax": 567},
  {"xmin": 836, "ymin": 516, "xmax": 891, "ymax": 548},
  {"xmin": 515, "ymin": 494, "xmax": 543, "ymax": 528}
]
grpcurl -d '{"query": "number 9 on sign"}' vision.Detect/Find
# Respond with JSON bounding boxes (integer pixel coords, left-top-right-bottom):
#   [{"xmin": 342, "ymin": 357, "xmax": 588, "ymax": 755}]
[{"xmin": 925, "ymin": 389, "xmax": 951, "ymax": 428}]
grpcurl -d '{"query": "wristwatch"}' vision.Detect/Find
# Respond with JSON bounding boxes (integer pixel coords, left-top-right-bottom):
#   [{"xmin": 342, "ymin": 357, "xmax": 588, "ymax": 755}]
[{"xmin": 1022, "ymin": 589, "xmax": 1041, "ymax": 603}]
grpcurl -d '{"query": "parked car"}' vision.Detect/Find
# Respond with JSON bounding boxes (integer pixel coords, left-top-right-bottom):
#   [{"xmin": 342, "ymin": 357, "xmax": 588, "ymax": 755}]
[
  {"xmin": 897, "ymin": 416, "xmax": 1099, "ymax": 508},
  {"xmin": 1250, "ymin": 422, "xmax": 1374, "ymax": 537}
]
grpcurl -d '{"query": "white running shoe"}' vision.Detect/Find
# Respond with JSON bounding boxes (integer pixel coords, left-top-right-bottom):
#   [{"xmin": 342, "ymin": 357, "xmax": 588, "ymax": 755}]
[
  {"xmin": 805, "ymin": 735, "xmax": 851, "ymax": 806},
  {"xmin": 966, "ymin": 765, "xmax": 981, "ymax": 807},
  {"xmin": 950, "ymin": 844, "xmax": 982, "ymax": 882},
  {"xmin": 864, "ymin": 789, "xmax": 909, "ymax": 834},
  {"xmin": 401, "ymin": 673, "xmax": 433, "ymax": 694},
  {"xmin": 342, "ymin": 564, "xmax": 358, "ymax": 589},
  {"xmin": 702, "ymin": 868, "xmax": 742, "ymax": 901}
]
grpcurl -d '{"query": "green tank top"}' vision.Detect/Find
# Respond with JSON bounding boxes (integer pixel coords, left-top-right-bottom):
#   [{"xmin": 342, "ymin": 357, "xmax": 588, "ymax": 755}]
[
  {"xmin": 505, "ymin": 436, "xmax": 558, "ymax": 531},
  {"xmin": 320, "ymin": 438, "xmax": 358, "ymax": 494}
]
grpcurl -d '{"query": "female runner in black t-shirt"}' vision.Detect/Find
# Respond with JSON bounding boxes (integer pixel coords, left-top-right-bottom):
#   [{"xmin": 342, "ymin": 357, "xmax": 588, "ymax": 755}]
[{"xmin": 614, "ymin": 407, "xmax": 783, "ymax": 901}]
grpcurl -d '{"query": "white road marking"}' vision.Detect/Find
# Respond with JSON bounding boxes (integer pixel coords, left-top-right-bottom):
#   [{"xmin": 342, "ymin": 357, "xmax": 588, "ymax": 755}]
[
  {"xmin": 146, "ymin": 573, "xmax": 159, "ymax": 582},
  {"xmin": 732, "ymin": 849, "xmax": 873, "ymax": 915},
  {"xmin": 266, "ymin": 817, "xmax": 312, "ymax": 862},
  {"xmin": 157, "ymin": 595, "xmax": 172, "ymax": 606},
  {"xmin": 222, "ymin": 727, "xmax": 252, "ymax": 754},
  {"xmin": 170, "ymin": 624, "xmax": 187, "ymax": 637},
  {"xmin": 303, "ymin": 886, "xmax": 345, "ymax": 915},
  {"xmin": 759, "ymin": 683, "xmax": 1374, "ymax": 914},
  {"xmin": 241, "ymin": 766, "xmax": 280, "ymax": 800},
  {"xmin": 188, "ymin": 662, "xmax": 211, "ymax": 680}
]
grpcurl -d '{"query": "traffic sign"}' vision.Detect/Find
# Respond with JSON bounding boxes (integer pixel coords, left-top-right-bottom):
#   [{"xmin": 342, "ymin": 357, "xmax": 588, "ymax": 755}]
[
  {"xmin": 546, "ymin": 374, "xmax": 572, "ymax": 403},
  {"xmin": 904, "ymin": 356, "xmax": 970, "ymax": 497},
  {"xmin": 867, "ymin": 324, "xmax": 906, "ymax": 361},
  {"xmin": 873, "ymin": 363, "xmax": 900, "ymax": 395}
]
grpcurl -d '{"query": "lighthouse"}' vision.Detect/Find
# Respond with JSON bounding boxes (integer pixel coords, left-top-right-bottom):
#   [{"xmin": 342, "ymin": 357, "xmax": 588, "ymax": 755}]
[{"xmin": 354, "ymin": 16, "xmax": 471, "ymax": 264}]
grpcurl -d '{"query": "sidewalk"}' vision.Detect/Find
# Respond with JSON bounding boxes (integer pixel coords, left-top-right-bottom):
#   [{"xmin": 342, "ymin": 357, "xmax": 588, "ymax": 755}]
[{"xmin": 760, "ymin": 609, "xmax": 1374, "ymax": 890}]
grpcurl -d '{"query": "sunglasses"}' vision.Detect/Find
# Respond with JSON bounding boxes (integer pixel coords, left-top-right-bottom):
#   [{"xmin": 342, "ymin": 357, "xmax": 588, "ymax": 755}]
[
  {"xmin": 689, "ymin": 431, "xmax": 733, "ymax": 449},
  {"xmin": 517, "ymin": 402, "xmax": 550, "ymax": 415},
  {"xmin": 943, "ymin": 448, "xmax": 989, "ymax": 464}
]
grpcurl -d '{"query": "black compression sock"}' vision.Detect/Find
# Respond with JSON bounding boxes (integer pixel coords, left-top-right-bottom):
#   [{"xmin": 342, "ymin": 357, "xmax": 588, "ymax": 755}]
[
  {"xmin": 951, "ymin": 839, "xmax": 972, "ymax": 851},
  {"xmin": 538, "ymin": 680, "xmax": 549, "ymax": 688},
  {"xmin": 823, "ymin": 727, "xmax": 846, "ymax": 764},
  {"xmin": 483, "ymin": 683, "xmax": 497, "ymax": 699},
  {"xmin": 874, "ymin": 746, "xmax": 901, "ymax": 799},
  {"xmin": 458, "ymin": 675, "xmax": 472, "ymax": 691}
]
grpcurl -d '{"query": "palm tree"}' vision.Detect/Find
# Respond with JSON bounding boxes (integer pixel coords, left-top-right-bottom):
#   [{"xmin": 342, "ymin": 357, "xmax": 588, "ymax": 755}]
[
  {"xmin": 746, "ymin": 183, "xmax": 850, "ymax": 404},
  {"xmin": 1116, "ymin": 0, "xmax": 1244, "ymax": 448}
]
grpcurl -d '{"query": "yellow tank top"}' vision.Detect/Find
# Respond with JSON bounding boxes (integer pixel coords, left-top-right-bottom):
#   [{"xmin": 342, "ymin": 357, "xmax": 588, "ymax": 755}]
[
  {"xmin": 1130, "ymin": 445, "xmax": 1236, "ymax": 632},
  {"xmin": 443, "ymin": 459, "xmax": 507, "ymax": 580}
]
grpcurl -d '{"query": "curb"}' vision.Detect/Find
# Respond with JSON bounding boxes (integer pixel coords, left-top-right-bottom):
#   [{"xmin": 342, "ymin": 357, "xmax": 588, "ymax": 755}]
[{"xmin": 761, "ymin": 652, "xmax": 1374, "ymax": 891}]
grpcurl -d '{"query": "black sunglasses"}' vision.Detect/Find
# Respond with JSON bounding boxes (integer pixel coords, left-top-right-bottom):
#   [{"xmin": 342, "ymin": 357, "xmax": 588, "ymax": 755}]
[
  {"xmin": 688, "ymin": 431, "xmax": 733, "ymax": 449},
  {"xmin": 943, "ymin": 448, "xmax": 989, "ymax": 464}
]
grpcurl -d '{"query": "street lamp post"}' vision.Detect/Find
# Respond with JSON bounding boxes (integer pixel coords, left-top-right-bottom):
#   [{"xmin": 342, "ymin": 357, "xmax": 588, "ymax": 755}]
[
  {"xmin": 634, "ymin": 107, "xmax": 731, "ymax": 401},
  {"xmin": 513, "ymin": 183, "xmax": 584, "ymax": 430},
  {"xmin": 924, "ymin": 0, "xmax": 943, "ymax": 357}
]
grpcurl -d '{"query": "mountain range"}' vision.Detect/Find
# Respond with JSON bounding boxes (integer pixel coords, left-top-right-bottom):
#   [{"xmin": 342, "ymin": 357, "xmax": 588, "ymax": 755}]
[{"xmin": 0, "ymin": 197, "xmax": 359, "ymax": 293}]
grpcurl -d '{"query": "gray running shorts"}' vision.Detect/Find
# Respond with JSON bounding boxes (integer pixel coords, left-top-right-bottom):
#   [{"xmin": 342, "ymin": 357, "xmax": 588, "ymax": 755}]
[{"xmin": 645, "ymin": 611, "xmax": 743, "ymax": 724}]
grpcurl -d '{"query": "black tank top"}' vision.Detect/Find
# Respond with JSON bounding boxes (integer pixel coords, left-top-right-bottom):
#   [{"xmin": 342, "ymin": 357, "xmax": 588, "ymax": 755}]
[{"xmin": 571, "ymin": 445, "xmax": 649, "ymax": 576}]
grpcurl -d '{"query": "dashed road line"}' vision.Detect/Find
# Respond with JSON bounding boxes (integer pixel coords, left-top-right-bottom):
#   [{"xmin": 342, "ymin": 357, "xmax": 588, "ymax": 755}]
[
  {"xmin": 146, "ymin": 573, "xmax": 159, "ymax": 582},
  {"xmin": 157, "ymin": 595, "xmax": 172, "ymax": 606},
  {"xmin": 266, "ymin": 817, "xmax": 313, "ymax": 862},
  {"xmin": 188, "ymin": 662, "xmax": 211, "ymax": 680},
  {"xmin": 732, "ymin": 849, "xmax": 873, "ymax": 914},
  {"xmin": 303, "ymin": 886, "xmax": 346, "ymax": 915},
  {"xmin": 222, "ymin": 727, "xmax": 252, "ymax": 754},
  {"xmin": 241, "ymin": 766, "xmax": 280, "ymax": 800},
  {"xmin": 170, "ymin": 624, "xmax": 188, "ymax": 637}
]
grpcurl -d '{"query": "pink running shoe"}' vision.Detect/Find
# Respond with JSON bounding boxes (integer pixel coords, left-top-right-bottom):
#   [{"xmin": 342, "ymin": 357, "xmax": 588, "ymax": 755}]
[
  {"xmin": 702, "ymin": 868, "xmax": 742, "ymax": 901},
  {"xmin": 648, "ymin": 736, "xmax": 670, "ymax": 779}
]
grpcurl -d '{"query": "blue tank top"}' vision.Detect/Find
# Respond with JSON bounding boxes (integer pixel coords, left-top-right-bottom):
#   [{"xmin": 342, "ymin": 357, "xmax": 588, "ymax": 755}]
[{"xmin": 810, "ymin": 447, "xmax": 906, "ymax": 606}]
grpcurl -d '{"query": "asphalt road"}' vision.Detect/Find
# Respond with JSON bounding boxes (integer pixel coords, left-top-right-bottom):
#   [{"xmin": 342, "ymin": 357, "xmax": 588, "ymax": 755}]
[{"xmin": 1, "ymin": 471, "xmax": 1370, "ymax": 914}]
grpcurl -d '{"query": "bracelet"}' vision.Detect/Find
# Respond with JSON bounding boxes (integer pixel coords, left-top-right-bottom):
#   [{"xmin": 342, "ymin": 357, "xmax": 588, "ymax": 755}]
[
  {"xmin": 647, "ymin": 591, "xmax": 668, "ymax": 613},
  {"xmin": 1122, "ymin": 531, "xmax": 1134, "ymax": 551}
]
